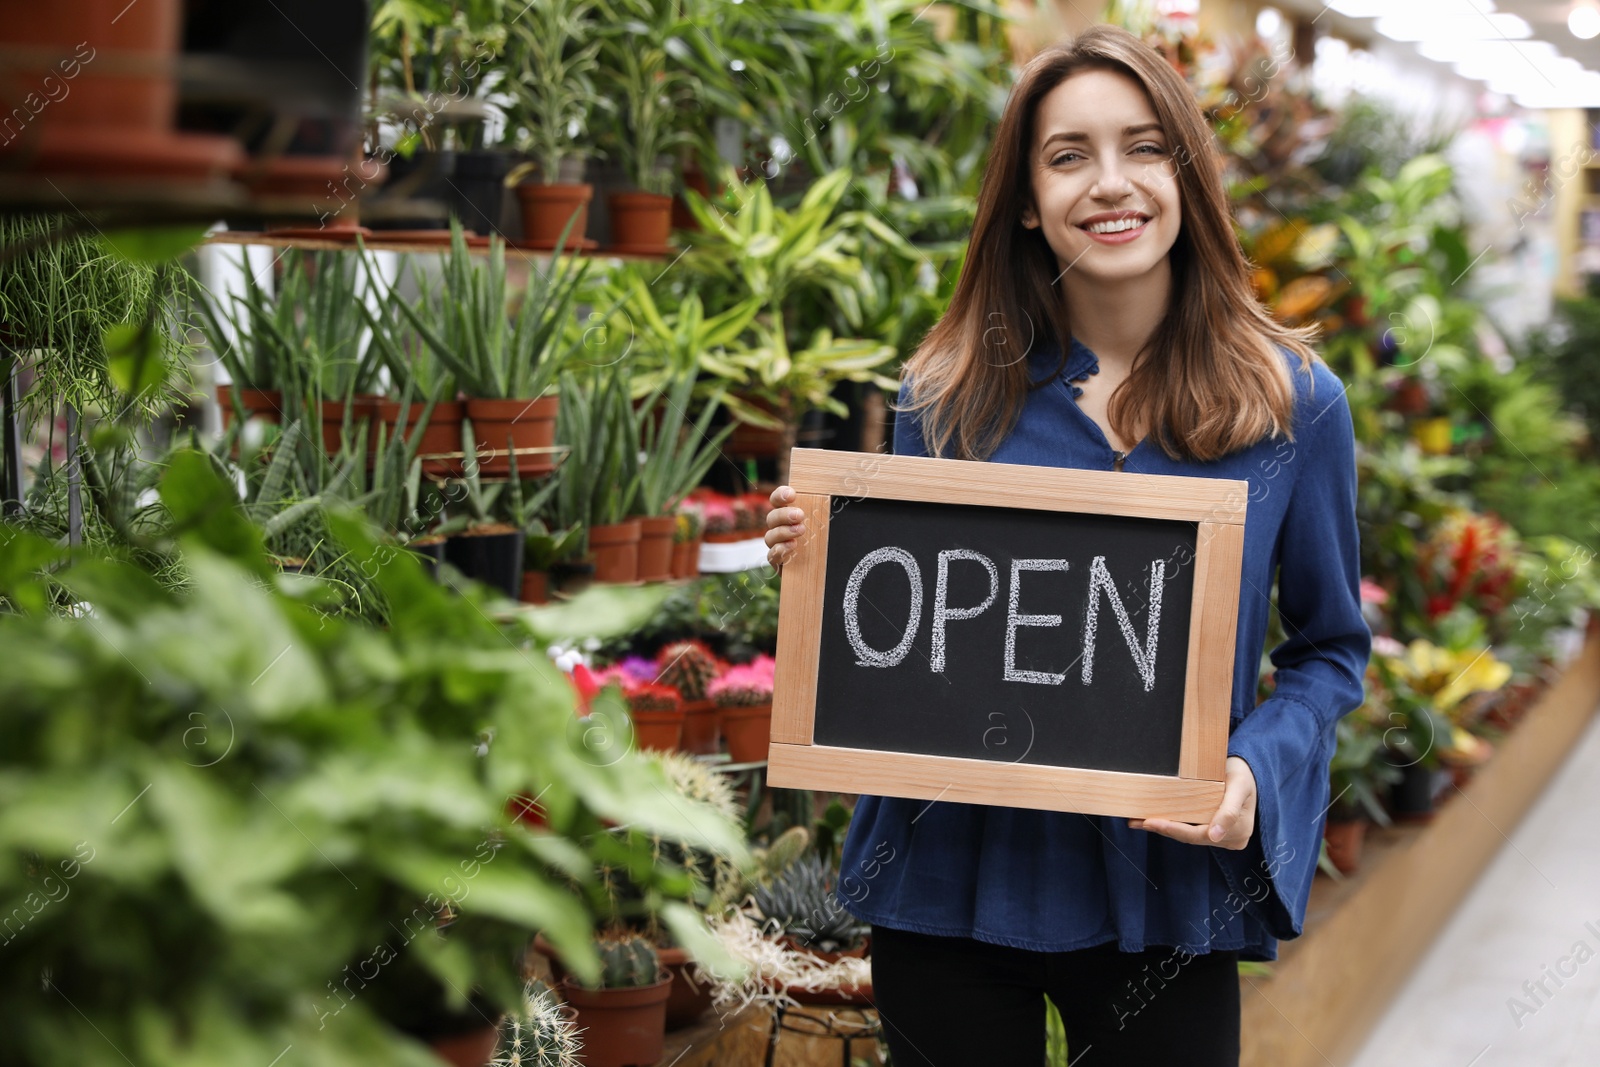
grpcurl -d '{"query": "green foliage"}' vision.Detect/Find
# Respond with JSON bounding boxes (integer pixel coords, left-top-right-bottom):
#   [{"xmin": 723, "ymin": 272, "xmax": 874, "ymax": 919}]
[
  {"xmin": 593, "ymin": 933, "xmax": 660, "ymax": 989},
  {"xmin": 552, "ymin": 366, "xmax": 640, "ymax": 534},
  {"xmin": 504, "ymin": 0, "xmax": 608, "ymax": 184},
  {"xmin": 749, "ymin": 852, "xmax": 864, "ymax": 953},
  {"xmin": 0, "ymin": 452, "xmax": 746, "ymax": 1064},
  {"xmin": 591, "ymin": 0, "xmax": 696, "ymax": 194},
  {"xmin": 397, "ymin": 220, "xmax": 592, "ymax": 399},
  {"xmin": 0, "ymin": 214, "xmax": 191, "ymax": 428},
  {"xmin": 1328, "ymin": 718, "xmax": 1401, "ymax": 824}
]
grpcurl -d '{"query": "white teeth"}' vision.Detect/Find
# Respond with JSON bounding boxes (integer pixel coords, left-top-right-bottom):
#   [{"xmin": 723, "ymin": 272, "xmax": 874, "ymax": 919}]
[{"xmin": 1085, "ymin": 217, "xmax": 1146, "ymax": 234}]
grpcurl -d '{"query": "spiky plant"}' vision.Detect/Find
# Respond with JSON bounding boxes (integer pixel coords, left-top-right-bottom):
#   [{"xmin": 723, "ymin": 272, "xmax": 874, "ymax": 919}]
[
  {"xmin": 492, "ymin": 979, "xmax": 583, "ymax": 1067},
  {"xmin": 655, "ymin": 639, "xmax": 719, "ymax": 701},
  {"xmin": 593, "ymin": 934, "xmax": 660, "ymax": 988},
  {"xmin": 625, "ymin": 683, "xmax": 680, "ymax": 714},
  {"xmin": 751, "ymin": 853, "xmax": 865, "ymax": 954}
]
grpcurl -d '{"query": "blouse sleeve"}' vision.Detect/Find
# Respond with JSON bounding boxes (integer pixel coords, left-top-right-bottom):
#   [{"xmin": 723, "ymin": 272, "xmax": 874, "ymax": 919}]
[{"xmin": 1211, "ymin": 373, "xmax": 1372, "ymax": 941}]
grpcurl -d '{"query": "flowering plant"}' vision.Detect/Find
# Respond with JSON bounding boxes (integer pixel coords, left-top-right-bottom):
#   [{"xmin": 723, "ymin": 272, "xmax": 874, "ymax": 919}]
[
  {"xmin": 1417, "ymin": 510, "xmax": 1522, "ymax": 625},
  {"xmin": 656, "ymin": 639, "xmax": 722, "ymax": 701},
  {"xmin": 708, "ymin": 655, "xmax": 775, "ymax": 707}
]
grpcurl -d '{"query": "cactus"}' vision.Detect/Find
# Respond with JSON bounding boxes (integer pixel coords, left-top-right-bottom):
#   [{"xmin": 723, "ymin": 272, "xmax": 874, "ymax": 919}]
[
  {"xmin": 625, "ymin": 683, "xmax": 680, "ymax": 714},
  {"xmin": 596, "ymin": 933, "xmax": 660, "ymax": 988},
  {"xmin": 655, "ymin": 639, "xmax": 720, "ymax": 701},
  {"xmin": 708, "ymin": 659, "xmax": 774, "ymax": 708},
  {"xmin": 751, "ymin": 825, "xmax": 811, "ymax": 885},
  {"xmin": 492, "ymin": 980, "xmax": 582, "ymax": 1067},
  {"xmin": 751, "ymin": 852, "xmax": 864, "ymax": 953}
]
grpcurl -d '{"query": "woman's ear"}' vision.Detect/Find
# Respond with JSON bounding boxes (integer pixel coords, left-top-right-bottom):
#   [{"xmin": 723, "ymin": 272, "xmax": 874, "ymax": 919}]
[{"xmin": 1020, "ymin": 203, "xmax": 1039, "ymax": 229}]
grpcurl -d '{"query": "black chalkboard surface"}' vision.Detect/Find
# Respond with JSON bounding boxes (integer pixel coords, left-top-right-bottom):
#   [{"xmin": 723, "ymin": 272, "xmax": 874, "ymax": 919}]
[
  {"xmin": 813, "ymin": 497, "xmax": 1196, "ymax": 777},
  {"xmin": 767, "ymin": 448, "xmax": 1245, "ymax": 821}
]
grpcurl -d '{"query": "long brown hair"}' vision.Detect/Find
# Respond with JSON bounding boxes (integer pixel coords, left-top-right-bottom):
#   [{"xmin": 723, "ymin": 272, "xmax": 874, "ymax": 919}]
[{"xmin": 901, "ymin": 24, "xmax": 1317, "ymax": 462}]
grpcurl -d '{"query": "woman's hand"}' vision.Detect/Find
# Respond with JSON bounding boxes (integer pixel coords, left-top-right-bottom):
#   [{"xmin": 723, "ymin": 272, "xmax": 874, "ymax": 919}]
[
  {"xmin": 765, "ymin": 485, "xmax": 805, "ymax": 570},
  {"xmin": 1127, "ymin": 755, "xmax": 1257, "ymax": 849}
]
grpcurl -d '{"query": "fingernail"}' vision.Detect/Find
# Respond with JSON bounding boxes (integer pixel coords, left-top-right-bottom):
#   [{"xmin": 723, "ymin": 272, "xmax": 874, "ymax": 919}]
[{"xmin": 1209, "ymin": 826, "xmax": 1223, "ymax": 840}]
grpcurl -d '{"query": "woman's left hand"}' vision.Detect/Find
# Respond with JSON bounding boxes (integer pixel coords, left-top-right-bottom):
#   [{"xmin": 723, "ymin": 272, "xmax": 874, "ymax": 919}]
[{"xmin": 1127, "ymin": 756, "xmax": 1257, "ymax": 850}]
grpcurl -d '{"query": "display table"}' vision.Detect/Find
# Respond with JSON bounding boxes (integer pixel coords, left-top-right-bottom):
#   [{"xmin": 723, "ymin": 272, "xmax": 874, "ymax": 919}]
[{"xmin": 1240, "ymin": 634, "xmax": 1600, "ymax": 1067}]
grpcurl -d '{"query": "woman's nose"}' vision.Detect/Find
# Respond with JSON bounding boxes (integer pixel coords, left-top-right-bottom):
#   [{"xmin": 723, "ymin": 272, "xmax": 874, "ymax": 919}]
[{"xmin": 1090, "ymin": 159, "xmax": 1136, "ymax": 201}]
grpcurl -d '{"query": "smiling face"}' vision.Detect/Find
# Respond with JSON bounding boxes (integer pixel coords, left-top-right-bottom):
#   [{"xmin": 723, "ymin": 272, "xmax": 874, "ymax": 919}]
[{"xmin": 1020, "ymin": 66, "xmax": 1182, "ymax": 289}]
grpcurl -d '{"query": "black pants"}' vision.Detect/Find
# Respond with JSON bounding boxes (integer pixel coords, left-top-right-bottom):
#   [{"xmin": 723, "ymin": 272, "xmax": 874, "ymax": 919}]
[{"xmin": 870, "ymin": 923, "xmax": 1240, "ymax": 1067}]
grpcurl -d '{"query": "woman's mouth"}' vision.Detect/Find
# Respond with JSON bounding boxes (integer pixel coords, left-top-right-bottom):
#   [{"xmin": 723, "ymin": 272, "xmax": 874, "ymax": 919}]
[{"xmin": 1078, "ymin": 213, "xmax": 1150, "ymax": 245}]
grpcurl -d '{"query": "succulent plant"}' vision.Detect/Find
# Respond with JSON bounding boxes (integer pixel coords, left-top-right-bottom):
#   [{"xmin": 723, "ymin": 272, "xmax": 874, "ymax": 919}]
[
  {"xmin": 594, "ymin": 933, "xmax": 660, "ymax": 988},
  {"xmin": 492, "ymin": 980, "xmax": 583, "ymax": 1067},
  {"xmin": 674, "ymin": 501, "xmax": 705, "ymax": 543},
  {"xmin": 701, "ymin": 499, "xmax": 735, "ymax": 536},
  {"xmin": 708, "ymin": 657, "xmax": 775, "ymax": 708},
  {"xmin": 625, "ymin": 682, "xmax": 680, "ymax": 714},
  {"xmin": 751, "ymin": 852, "xmax": 865, "ymax": 953},
  {"xmin": 656, "ymin": 639, "xmax": 720, "ymax": 701}
]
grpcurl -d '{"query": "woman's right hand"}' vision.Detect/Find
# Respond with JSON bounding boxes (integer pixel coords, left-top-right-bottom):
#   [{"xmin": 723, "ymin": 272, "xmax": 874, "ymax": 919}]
[{"xmin": 765, "ymin": 485, "xmax": 805, "ymax": 570}]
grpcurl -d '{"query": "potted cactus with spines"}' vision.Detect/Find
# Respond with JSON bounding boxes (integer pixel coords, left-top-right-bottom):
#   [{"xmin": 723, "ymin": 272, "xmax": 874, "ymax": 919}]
[
  {"xmin": 656, "ymin": 639, "xmax": 722, "ymax": 754},
  {"xmin": 708, "ymin": 654, "xmax": 775, "ymax": 764},
  {"xmin": 559, "ymin": 933, "xmax": 671, "ymax": 1067},
  {"xmin": 491, "ymin": 980, "xmax": 582, "ymax": 1067}
]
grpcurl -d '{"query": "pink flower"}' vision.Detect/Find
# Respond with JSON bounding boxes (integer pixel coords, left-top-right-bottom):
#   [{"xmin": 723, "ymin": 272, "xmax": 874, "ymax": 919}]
[{"xmin": 1359, "ymin": 579, "xmax": 1389, "ymax": 606}]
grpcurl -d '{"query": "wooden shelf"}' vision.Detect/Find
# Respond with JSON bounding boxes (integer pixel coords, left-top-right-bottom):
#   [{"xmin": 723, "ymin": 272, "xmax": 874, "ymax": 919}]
[
  {"xmin": 204, "ymin": 231, "xmax": 674, "ymax": 261},
  {"xmin": 1240, "ymin": 633, "xmax": 1600, "ymax": 1067}
]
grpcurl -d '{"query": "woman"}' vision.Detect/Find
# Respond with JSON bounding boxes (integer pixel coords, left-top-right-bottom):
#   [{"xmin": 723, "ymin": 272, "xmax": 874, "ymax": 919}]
[{"xmin": 763, "ymin": 24, "xmax": 1370, "ymax": 1067}]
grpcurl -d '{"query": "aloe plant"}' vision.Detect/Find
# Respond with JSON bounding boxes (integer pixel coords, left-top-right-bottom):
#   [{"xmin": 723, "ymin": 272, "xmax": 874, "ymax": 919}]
[
  {"xmin": 396, "ymin": 219, "xmax": 593, "ymax": 400},
  {"xmin": 553, "ymin": 367, "xmax": 640, "ymax": 542},
  {"xmin": 632, "ymin": 371, "xmax": 733, "ymax": 518}
]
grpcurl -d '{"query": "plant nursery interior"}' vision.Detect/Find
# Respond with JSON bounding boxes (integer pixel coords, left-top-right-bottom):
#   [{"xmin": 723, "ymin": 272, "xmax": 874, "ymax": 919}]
[{"xmin": 3, "ymin": 1, "xmax": 1600, "ymax": 1065}]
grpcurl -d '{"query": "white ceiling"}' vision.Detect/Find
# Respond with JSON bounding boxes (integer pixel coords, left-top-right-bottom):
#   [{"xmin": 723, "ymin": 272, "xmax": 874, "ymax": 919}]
[{"xmin": 1275, "ymin": 0, "xmax": 1600, "ymax": 107}]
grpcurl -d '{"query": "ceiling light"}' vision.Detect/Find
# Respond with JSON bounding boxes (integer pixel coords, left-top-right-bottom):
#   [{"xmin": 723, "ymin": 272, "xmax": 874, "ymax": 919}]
[
  {"xmin": 1376, "ymin": 11, "xmax": 1530, "ymax": 41},
  {"xmin": 1572, "ymin": 5, "xmax": 1600, "ymax": 39},
  {"xmin": 1329, "ymin": 0, "xmax": 1494, "ymax": 15}
]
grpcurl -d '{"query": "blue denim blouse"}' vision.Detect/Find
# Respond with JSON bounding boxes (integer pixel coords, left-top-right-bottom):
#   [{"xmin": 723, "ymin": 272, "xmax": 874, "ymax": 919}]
[{"xmin": 834, "ymin": 336, "xmax": 1371, "ymax": 962}]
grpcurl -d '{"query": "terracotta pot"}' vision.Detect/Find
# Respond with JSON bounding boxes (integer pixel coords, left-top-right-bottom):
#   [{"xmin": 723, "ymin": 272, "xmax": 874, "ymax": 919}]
[
  {"xmin": 607, "ymin": 190, "xmax": 674, "ymax": 251},
  {"xmin": 560, "ymin": 975, "xmax": 671, "ymax": 1067},
  {"xmin": 1323, "ymin": 817, "xmax": 1366, "ymax": 876},
  {"xmin": 319, "ymin": 395, "xmax": 379, "ymax": 454},
  {"xmin": 632, "ymin": 707, "xmax": 684, "ymax": 752},
  {"xmin": 520, "ymin": 569, "xmax": 549, "ymax": 605},
  {"xmin": 679, "ymin": 698, "xmax": 719, "ymax": 755},
  {"xmin": 669, "ymin": 537, "xmax": 701, "ymax": 579},
  {"xmin": 0, "ymin": 1, "xmax": 241, "ymax": 179},
  {"xmin": 726, "ymin": 395, "xmax": 786, "ymax": 458},
  {"xmin": 515, "ymin": 182, "xmax": 593, "ymax": 249},
  {"xmin": 669, "ymin": 156, "xmax": 714, "ymax": 233},
  {"xmin": 719, "ymin": 702, "xmax": 772, "ymax": 764},
  {"xmin": 704, "ymin": 529, "xmax": 754, "ymax": 544},
  {"xmin": 216, "ymin": 385, "xmax": 282, "ymax": 428},
  {"xmin": 635, "ymin": 515, "xmax": 676, "ymax": 582},
  {"xmin": 428, "ymin": 1025, "xmax": 500, "ymax": 1067},
  {"xmin": 657, "ymin": 945, "xmax": 713, "ymax": 1031},
  {"xmin": 588, "ymin": 519, "xmax": 641, "ymax": 584},
  {"xmin": 376, "ymin": 398, "xmax": 464, "ymax": 476},
  {"xmin": 465, "ymin": 395, "xmax": 558, "ymax": 477}
]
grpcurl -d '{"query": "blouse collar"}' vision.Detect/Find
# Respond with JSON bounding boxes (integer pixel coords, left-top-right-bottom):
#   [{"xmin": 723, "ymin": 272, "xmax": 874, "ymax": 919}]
[{"xmin": 1028, "ymin": 335, "xmax": 1101, "ymax": 399}]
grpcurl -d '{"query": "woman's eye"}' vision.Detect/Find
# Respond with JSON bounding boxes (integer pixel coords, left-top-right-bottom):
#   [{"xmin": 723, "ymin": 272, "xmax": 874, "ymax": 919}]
[
  {"xmin": 1050, "ymin": 152, "xmax": 1082, "ymax": 166},
  {"xmin": 1133, "ymin": 143, "xmax": 1166, "ymax": 156}
]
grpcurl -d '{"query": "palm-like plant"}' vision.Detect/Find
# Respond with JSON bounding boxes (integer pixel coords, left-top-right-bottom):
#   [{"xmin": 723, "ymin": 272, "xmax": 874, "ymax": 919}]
[
  {"xmin": 504, "ymin": 0, "xmax": 609, "ymax": 187},
  {"xmin": 632, "ymin": 371, "xmax": 734, "ymax": 518},
  {"xmin": 594, "ymin": 0, "xmax": 695, "ymax": 195},
  {"xmin": 553, "ymin": 366, "xmax": 640, "ymax": 544}
]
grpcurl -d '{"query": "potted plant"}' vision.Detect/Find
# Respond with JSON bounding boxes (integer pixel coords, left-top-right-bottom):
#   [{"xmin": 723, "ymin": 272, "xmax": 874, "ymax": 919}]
[
  {"xmin": 619, "ymin": 679, "xmax": 685, "ymax": 753},
  {"xmin": 434, "ymin": 421, "xmax": 525, "ymax": 600},
  {"xmin": 700, "ymin": 496, "xmax": 739, "ymax": 543},
  {"xmin": 655, "ymin": 639, "xmax": 722, "ymax": 755},
  {"xmin": 751, "ymin": 852, "xmax": 870, "ymax": 962},
  {"xmin": 630, "ymin": 371, "xmax": 734, "ymax": 582},
  {"xmin": 520, "ymin": 518, "xmax": 583, "ymax": 604},
  {"xmin": 553, "ymin": 366, "xmax": 642, "ymax": 583},
  {"xmin": 592, "ymin": 0, "xmax": 694, "ymax": 253},
  {"xmin": 397, "ymin": 219, "xmax": 592, "ymax": 477},
  {"xmin": 491, "ymin": 980, "xmax": 584, "ymax": 1066},
  {"xmin": 503, "ymin": 0, "xmax": 607, "ymax": 250},
  {"xmin": 1323, "ymin": 716, "xmax": 1400, "ymax": 875},
  {"xmin": 190, "ymin": 250, "xmax": 305, "ymax": 429},
  {"xmin": 559, "ymin": 933, "xmax": 672, "ymax": 1067},
  {"xmin": 708, "ymin": 655, "xmax": 775, "ymax": 764},
  {"xmin": 671, "ymin": 501, "xmax": 704, "ymax": 579}
]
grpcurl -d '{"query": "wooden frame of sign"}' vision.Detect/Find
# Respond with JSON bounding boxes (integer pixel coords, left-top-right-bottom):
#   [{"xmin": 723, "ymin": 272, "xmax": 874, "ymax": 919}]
[{"xmin": 767, "ymin": 448, "xmax": 1248, "ymax": 823}]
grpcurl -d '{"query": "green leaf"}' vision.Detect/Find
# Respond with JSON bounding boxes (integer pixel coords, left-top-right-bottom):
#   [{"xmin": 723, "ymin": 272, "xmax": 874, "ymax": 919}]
[
  {"xmin": 99, "ymin": 225, "xmax": 211, "ymax": 264},
  {"xmin": 158, "ymin": 450, "xmax": 271, "ymax": 577},
  {"xmin": 105, "ymin": 322, "xmax": 170, "ymax": 398}
]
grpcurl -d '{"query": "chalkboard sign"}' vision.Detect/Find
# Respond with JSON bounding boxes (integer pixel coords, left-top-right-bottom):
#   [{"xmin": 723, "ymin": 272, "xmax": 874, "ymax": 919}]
[{"xmin": 767, "ymin": 448, "xmax": 1248, "ymax": 822}]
